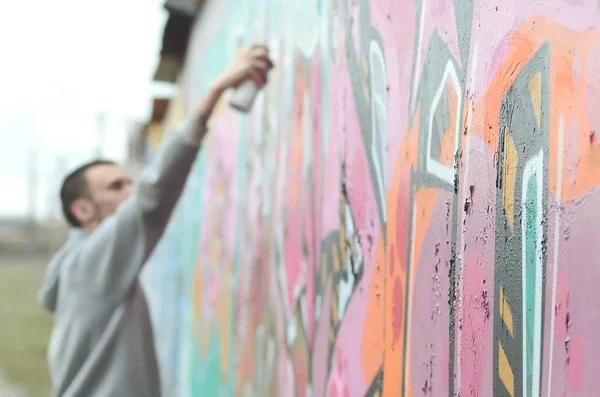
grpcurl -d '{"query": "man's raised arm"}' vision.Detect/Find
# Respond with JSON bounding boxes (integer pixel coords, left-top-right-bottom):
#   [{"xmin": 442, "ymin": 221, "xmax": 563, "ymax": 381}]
[{"xmin": 73, "ymin": 45, "xmax": 273, "ymax": 299}]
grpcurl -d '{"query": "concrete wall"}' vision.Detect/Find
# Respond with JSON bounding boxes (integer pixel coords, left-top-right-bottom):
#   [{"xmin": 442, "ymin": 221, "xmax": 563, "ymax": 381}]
[{"xmin": 143, "ymin": 0, "xmax": 600, "ymax": 396}]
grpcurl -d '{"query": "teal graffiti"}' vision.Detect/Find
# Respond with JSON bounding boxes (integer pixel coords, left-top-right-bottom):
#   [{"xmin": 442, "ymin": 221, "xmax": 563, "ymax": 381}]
[{"xmin": 524, "ymin": 176, "xmax": 537, "ymax": 397}]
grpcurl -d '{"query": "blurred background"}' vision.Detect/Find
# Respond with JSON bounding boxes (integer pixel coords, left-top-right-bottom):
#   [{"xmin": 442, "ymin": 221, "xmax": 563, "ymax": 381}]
[{"xmin": 0, "ymin": 0, "xmax": 175, "ymax": 395}]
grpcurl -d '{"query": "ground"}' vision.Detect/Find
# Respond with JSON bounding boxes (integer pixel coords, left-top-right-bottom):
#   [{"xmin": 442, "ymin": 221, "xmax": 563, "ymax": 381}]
[
  {"xmin": 0, "ymin": 255, "xmax": 53, "ymax": 397},
  {"xmin": 0, "ymin": 370, "xmax": 27, "ymax": 397}
]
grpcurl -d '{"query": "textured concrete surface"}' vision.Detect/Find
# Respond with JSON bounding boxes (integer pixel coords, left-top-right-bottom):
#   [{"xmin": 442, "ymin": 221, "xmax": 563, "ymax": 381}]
[{"xmin": 140, "ymin": 0, "xmax": 600, "ymax": 396}]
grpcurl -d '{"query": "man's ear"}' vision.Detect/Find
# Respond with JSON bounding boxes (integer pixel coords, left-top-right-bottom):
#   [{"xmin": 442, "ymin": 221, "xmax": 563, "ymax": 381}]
[{"xmin": 70, "ymin": 198, "xmax": 95, "ymax": 226}]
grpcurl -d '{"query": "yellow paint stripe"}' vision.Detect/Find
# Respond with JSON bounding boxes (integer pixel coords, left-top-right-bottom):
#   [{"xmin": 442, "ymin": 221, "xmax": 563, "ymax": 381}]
[
  {"xmin": 528, "ymin": 71, "xmax": 542, "ymax": 127},
  {"xmin": 502, "ymin": 127, "xmax": 519, "ymax": 231},
  {"xmin": 338, "ymin": 221, "xmax": 346, "ymax": 252},
  {"xmin": 499, "ymin": 342, "xmax": 515, "ymax": 397},
  {"xmin": 363, "ymin": 83, "xmax": 370, "ymax": 104},
  {"xmin": 331, "ymin": 293, "xmax": 339, "ymax": 324},
  {"xmin": 332, "ymin": 243, "xmax": 340, "ymax": 272},
  {"xmin": 499, "ymin": 286, "xmax": 514, "ymax": 336},
  {"xmin": 321, "ymin": 252, "xmax": 327, "ymax": 284}
]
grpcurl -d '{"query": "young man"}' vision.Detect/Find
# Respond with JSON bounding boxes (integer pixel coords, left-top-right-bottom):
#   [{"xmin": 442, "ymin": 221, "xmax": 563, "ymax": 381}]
[{"xmin": 38, "ymin": 44, "xmax": 273, "ymax": 397}]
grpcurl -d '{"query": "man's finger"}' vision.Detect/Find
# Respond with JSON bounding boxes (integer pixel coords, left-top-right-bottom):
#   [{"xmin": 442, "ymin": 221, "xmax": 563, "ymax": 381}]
[
  {"xmin": 249, "ymin": 46, "xmax": 269, "ymax": 58},
  {"xmin": 250, "ymin": 54, "xmax": 274, "ymax": 69},
  {"xmin": 250, "ymin": 43, "xmax": 269, "ymax": 52},
  {"xmin": 251, "ymin": 59, "xmax": 271, "ymax": 72},
  {"xmin": 247, "ymin": 69, "xmax": 267, "ymax": 88}
]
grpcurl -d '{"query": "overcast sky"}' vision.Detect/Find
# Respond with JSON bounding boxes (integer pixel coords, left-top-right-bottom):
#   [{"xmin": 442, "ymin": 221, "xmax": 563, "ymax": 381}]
[{"xmin": 0, "ymin": 0, "xmax": 170, "ymax": 218}]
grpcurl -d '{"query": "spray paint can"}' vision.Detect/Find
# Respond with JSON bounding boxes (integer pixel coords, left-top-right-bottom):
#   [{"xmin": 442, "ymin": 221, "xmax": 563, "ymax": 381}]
[
  {"xmin": 229, "ymin": 80, "xmax": 260, "ymax": 113},
  {"xmin": 229, "ymin": 6, "xmax": 271, "ymax": 114},
  {"xmin": 229, "ymin": 42, "xmax": 277, "ymax": 113}
]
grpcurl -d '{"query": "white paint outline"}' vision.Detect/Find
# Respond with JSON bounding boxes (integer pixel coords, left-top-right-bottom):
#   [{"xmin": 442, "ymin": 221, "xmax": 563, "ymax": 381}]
[
  {"xmin": 427, "ymin": 60, "xmax": 463, "ymax": 184},
  {"xmin": 263, "ymin": 338, "xmax": 275, "ymax": 394},
  {"xmin": 410, "ymin": 0, "xmax": 426, "ymax": 115},
  {"xmin": 276, "ymin": 254, "xmax": 292, "ymax": 326},
  {"xmin": 319, "ymin": 0, "xmax": 330, "ymax": 61},
  {"xmin": 331, "ymin": 12, "xmax": 340, "ymax": 56},
  {"xmin": 546, "ymin": 113, "xmax": 564, "ymax": 397},
  {"xmin": 339, "ymin": 200, "xmax": 360, "ymax": 319},
  {"xmin": 295, "ymin": 1, "xmax": 319, "ymax": 57},
  {"xmin": 369, "ymin": 39, "xmax": 388, "ymax": 221},
  {"xmin": 521, "ymin": 148, "xmax": 544, "ymax": 397}
]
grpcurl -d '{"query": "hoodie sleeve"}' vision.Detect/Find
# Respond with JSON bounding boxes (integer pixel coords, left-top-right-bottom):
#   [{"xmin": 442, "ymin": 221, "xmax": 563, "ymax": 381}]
[{"xmin": 73, "ymin": 119, "xmax": 206, "ymax": 299}]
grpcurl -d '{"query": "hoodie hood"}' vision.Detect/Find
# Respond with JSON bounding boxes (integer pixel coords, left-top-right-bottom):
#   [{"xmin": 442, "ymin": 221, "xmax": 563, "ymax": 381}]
[{"xmin": 38, "ymin": 229, "xmax": 89, "ymax": 313}]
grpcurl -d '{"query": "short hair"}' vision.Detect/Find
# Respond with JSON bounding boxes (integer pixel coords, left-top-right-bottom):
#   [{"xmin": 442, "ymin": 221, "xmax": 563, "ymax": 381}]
[{"xmin": 60, "ymin": 159, "xmax": 116, "ymax": 227}]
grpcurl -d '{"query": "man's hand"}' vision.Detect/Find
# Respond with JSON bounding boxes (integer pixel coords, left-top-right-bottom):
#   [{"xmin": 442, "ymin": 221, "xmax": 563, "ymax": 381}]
[
  {"xmin": 214, "ymin": 44, "xmax": 274, "ymax": 91},
  {"xmin": 192, "ymin": 43, "xmax": 274, "ymax": 127}
]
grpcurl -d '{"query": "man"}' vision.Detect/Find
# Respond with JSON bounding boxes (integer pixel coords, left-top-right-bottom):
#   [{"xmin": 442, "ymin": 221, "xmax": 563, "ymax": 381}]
[{"xmin": 38, "ymin": 44, "xmax": 274, "ymax": 397}]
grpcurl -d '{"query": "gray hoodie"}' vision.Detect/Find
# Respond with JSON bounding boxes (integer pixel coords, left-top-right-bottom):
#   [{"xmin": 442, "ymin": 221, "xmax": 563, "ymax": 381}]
[{"xmin": 38, "ymin": 119, "xmax": 206, "ymax": 397}]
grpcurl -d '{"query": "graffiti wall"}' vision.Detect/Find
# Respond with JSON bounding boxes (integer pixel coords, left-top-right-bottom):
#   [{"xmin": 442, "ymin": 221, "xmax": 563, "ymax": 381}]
[{"xmin": 143, "ymin": 0, "xmax": 600, "ymax": 396}]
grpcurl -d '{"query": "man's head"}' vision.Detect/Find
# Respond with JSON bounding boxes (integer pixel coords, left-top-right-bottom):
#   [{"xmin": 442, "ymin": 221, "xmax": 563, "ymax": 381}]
[{"xmin": 60, "ymin": 160, "xmax": 134, "ymax": 230}]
